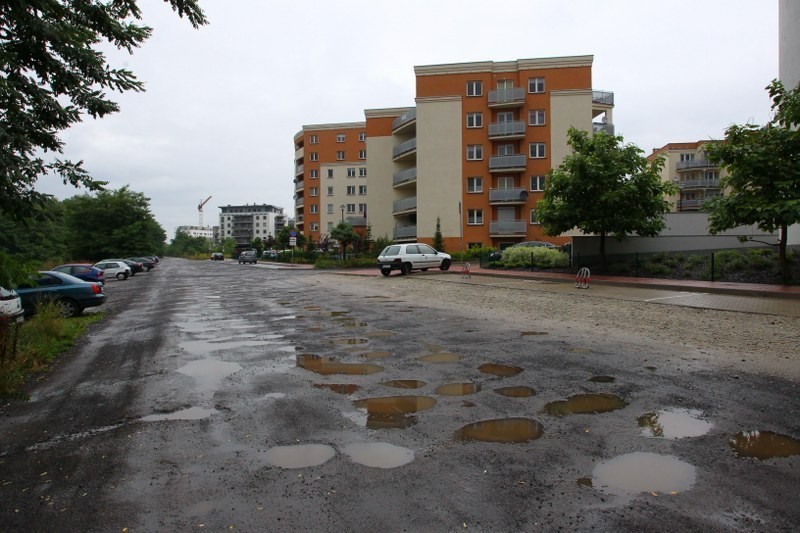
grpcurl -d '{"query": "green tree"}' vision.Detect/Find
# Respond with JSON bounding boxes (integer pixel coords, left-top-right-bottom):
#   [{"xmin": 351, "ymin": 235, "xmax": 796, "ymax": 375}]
[
  {"xmin": 276, "ymin": 225, "xmax": 305, "ymax": 250},
  {"xmin": 1, "ymin": 1, "xmax": 207, "ymax": 221},
  {"xmin": 0, "ymin": 198, "xmax": 68, "ymax": 261},
  {"xmin": 251, "ymin": 237, "xmax": 265, "ymax": 257},
  {"xmin": 537, "ymin": 128, "xmax": 675, "ymax": 266},
  {"xmin": 330, "ymin": 221, "xmax": 356, "ymax": 260},
  {"xmin": 62, "ymin": 186, "xmax": 165, "ymax": 259},
  {"xmin": 433, "ymin": 217, "xmax": 445, "ymax": 252},
  {"xmin": 704, "ymin": 80, "xmax": 800, "ymax": 283},
  {"xmin": 221, "ymin": 237, "xmax": 237, "ymax": 258},
  {"xmin": 166, "ymin": 230, "xmax": 208, "ymax": 257}
]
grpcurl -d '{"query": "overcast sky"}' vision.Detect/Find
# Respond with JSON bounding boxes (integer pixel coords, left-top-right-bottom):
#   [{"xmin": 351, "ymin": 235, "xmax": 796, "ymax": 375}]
[{"xmin": 42, "ymin": 0, "xmax": 780, "ymax": 240}]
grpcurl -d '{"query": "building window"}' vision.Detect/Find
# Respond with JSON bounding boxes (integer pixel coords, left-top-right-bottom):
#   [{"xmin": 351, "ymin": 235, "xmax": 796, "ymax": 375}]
[
  {"xmin": 328, "ymin": 221, "xmax": 333, "ymax": 231},
  {"xmin": 704, "ymin": 170, "xmax": 718, "ymax": 180},
  {"xmin": 327, "ymin": 204, "xmax": 334, "ymax": 214},
  {"xmin": 528, "ymin": 77, "xmax": 545, "ymax": 93},
  {"xmin": 467, "ymin": 209, "xmax": 483, "ymax": 225},
  {"xmin": 359, "ymin": 132, "xmax": 366, "ymax": 141},
  {"xmin": 327, "ymin": 169, "xmax": 334, "ymax": 178},
  {"xmin": 466, "ymin": 80, "xmax": 482, "ymax": 97},
  {"xmin": 336, "ymin": 151, "xmax": 345, "ymax": 160},
  {"xmin": 358, "ymin": 149, "xmax": 366, "ymax": 159},
  {"xmin": 530, "ymin": 208, "xmax": 539, "ymax": 224},
  {"xmin": 347, "ymin": 168, "xmax": 356, "ymax": 177},
  {"xmin": 327, "ymin": 186, "xmax": 334, "ymax": 196},
  {"xmin": 346, "ymin": 185, "xmax": 356, "ymax": 195},
  {"xmin": 528, "ymin": 109, "xmax": 545, "ymax": 126},
  {"xmin": 310, "ymin": 152, "xmax": 318, "ymax": 161},
  {"xmin": 358, "ymin": 167, "xmax": 367, "ymax": 177},
  {"xmin": 347, "ymin": 203, "xmax": 356, "ymax": 213},
  {"xmin": 310, "ymin": 187, "xmax": 318, "ymax": 196},
  {"xmin": 529, "ymin": 143, "xmax": 546, "ymax": 159},
  {"xmin": 310, "ymin": 169, "xmax": 319, "ymax": 179},
  {"xmin": 467, "ymin": 144, "xmax": 483, "ymax": 160},
  {"xmin": 336, "ymin": 133, "xmax": 346, "ymax": 142},
  {"xmin": 311, "ymin": 222, "xmax": 319, "ymax": 231},
  {"xmin": 467, "ymin": 112, "xmax": 483, "ymax": 128},
  {"xmin": 358, "ymin": 185, "xmax": 367, "ymax": 195},
  {"xmin": 467, "ymin": 177, "xmax": 483, "ymax": 193},
  {"xmin": 358, "ymin": 203, "xmax": 367, "ymax": 214},
  {"xmin": 680, "ymin": 153, "xmax": 695, "ymax": 162},
  {"xmin": 310, "ymin": 135, "xmax": 318, "ymax": 144},
  {"xmin": 530, "ymin": 175, "xmax": 546, "ymax": 191},
  {"xmin": 310, "ymin": 204, "xmax": 318, "ymax": 214}
]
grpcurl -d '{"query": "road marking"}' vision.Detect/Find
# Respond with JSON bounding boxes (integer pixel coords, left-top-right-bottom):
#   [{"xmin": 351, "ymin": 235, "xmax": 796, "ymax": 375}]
[{"xmin": 644, "ymin": 293, "xmax": 707, "ymax": 302}]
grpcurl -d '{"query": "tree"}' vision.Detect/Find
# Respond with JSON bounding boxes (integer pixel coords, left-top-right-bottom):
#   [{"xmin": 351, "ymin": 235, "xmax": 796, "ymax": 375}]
[
  {"xmin": 704, "ymin": 80, "xmax": 800, "ymax": 283},
  {"xmin": 0, "ymin": 198, "xmax": 68, "ymax": 261},
  {"xmin": 433, "ymin": 217, "xmax": 445, "ymax": 252},
  {"xmin": 330, "ymin": 221, "xmax": 356, "ymax": 260},
  {"xmin": 537, "ymin": 128, "xmax": 675, "ymax": 266},
  {"xmin": 62, "ymin": 186, "xmax": 165, "ymax": 259},
  {"xmin": 276, "ymin": 225, "xmax": 305, "ymax": 250},
  {"xmin": 167, "ymin": 230, "xmax": 208, "ymax": 258},
  {"xmin": 251, "ymin": 237, "xmax": 265, "ymax": 257},
  {"xmin": 0, "ymin": 1, "xmax": 207, "ymax": 221}
]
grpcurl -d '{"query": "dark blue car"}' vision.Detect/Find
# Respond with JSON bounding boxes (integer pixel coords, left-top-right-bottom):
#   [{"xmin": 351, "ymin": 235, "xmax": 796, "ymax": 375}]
[
  {"xmin": 15, "ymin": 271, "xmax": 106, "ymax": 318},
  {"xmin": 52, "ymin": 264, "xmax": 105, "ymax": 285}
]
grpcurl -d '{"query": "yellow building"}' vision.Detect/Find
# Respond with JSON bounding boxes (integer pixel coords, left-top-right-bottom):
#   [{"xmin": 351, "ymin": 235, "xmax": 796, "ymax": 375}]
[{"xmin": 649, "ymin": 141, "xmax": 725, "ymax": 212}]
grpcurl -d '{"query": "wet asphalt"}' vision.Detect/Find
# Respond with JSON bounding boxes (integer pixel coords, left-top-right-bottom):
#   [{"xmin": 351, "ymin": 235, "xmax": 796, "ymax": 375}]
[{"xmin": 0, "ymin": 258, "xmax": 798, "ymax": 532}]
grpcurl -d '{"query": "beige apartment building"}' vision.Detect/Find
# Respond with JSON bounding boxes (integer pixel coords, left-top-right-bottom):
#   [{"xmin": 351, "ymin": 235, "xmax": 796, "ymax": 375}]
[{"xmin": 649, "ymin": 141, "xmax": 725, "ymax": 212}]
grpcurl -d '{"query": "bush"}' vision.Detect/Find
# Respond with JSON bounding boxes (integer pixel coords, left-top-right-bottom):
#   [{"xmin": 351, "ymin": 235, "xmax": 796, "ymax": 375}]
[{"xmin": 502, "ymin": 247, "xmax": 569, "ymax": 268}]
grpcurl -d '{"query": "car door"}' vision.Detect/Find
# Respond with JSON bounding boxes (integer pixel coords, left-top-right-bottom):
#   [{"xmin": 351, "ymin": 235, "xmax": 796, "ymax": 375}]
[
  {"xmin": 417, "ymin": 244, "xmax": 438, "ymax": 268},
  {"xmin": 404, "ymin": 245, "xmax": 422, "ymax": 269}
]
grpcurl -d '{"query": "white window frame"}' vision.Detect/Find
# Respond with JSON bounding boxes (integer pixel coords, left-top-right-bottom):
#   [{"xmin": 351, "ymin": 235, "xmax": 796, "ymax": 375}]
[
  {"xmin": 346, "ymin": 203, "xmax": 356, "ymax": 214},
  {"xmin": 530, "ymin": 208, "xmax": 539, "ymax": 225},
  {"xmin": 529, "ymin": 143, "xmax": 546, "ymax": 159},
  {"xmin": 327, "ymin": 169, "xmax": 334, "ymax": 178},
  {"xmin": 528, "ymin": 109, "xmax": 545, "ymax": 126},
  {"xmin": 358, "ymin": 149, "xmax": 366, "ymax": 160},
  {"xmin": 358, "ymin": 167, "xmax": 367, "ymax": 177},
  {"xmin": 466, "ymin": 112, "xmax": 483, "ymax": 128},
  {"xmin": 310, "ymin": 135, "xmax": 318, "ymax": 144},
  {"xmin": 358, "ymin": 203, "xmax": 367, "ymax": 213},
  {"xmin": 327, "ymin": 204, "xmax": 334, "ymax": 214},
  {"xmin": 530, "ymin": 175, "xmax": 546, "ymax": 191},
  {"xmin": 346, "ymin": 185, "xmax": 356, "ymax": 195},
  {"xmin": 327, "ymin": 186, "xmax": 334, "ymax": 196},
  {"xmin": 358, "ymin": 132, "xmax": 366, "ymax": 141},
  {"xmin": 310, "ymin": 152, "xmax": 318, "ymax": 162},
  {"xmin": 336, "ymin": 133, "xmax": 346, "ymax": 143},
  {"xmin": 309, "ymin": 187, "xmax": 318, "ymax": 197},
  {"xmin": 467, "ymin": 209, "xmax": 483, "ymax": 225},
  {"xmin": 466, "ymin": 80, "xmax": 482, "ymax": 97},
  {"xmin": 311, "ymin": 222, "xmax": 319, "ymax": 231},
  {"xmin": 528, "ymin": 77, "xmax": 545, "ymax": 93},
  {"xmin": 467, "ymin": 177, "xmax": 483, "ymax": 193},
  {"xmin": 336, "ymin": 151, "xmax": 345, "ymax": 160},
  {"xmin": 310, "ymin": 169, "xmax": 319, "ymax": 179},
  {"xmin": 347, "ymin": 168, "xmax": 356, "ymax": 177},
  {"xmin": 310, "ymin": 204, "xmax": 318, "ymax": 214},
  {"xmin": 358, "ymin": 185, "xmax": 367, "ymax": 195},
  {"xmin": 467, "ymin": 144, "xmax": 483, "ymax": 161}
]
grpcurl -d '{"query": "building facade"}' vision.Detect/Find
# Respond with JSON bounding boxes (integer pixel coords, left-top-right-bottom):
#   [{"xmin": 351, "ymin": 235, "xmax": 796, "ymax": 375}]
[
  {"xmin": 175, "ymin": 225, "xmax": 213, "ymax": 239},
  {"xmin": 649, "ymin": 141, "xmax": 725, "ymax": 212},
  {"xmin": 218, "ymin": 204, "xmax": 286, "ymax": 250}
]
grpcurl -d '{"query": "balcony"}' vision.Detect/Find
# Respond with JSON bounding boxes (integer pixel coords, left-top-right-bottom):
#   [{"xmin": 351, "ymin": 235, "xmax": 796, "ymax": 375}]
[
  {"xmin": 294, "ymin": 179, "xmax": 304, "ymax": 192},
  {"xmin": 678, "ymin": 178, "xmax": 721, "ymax": 190},
  {"xmin": 489, "ymin": 188, "xmax": 528, "ymax": 205},
  {"xmin": 592, "ymin": 122, "xmax": 615, "ymax": 135},
  {"xmin": 393, "ymin": 225, "xmax": 417, "ymax": 240},
  {"xmin": 488, "ymin": 87, "xmax": 525, "ymax": 108},
  {"xmin": 393, "ymin": 167, "xmax": 417, "ymax": 187},
  {"xmin": 488, "ymin": 121, "xmax": 526, "ymax": 140},
  {"xmin": 677, "ymin": 199, "xmax": 705, "ymax": 211},
  {"xmin": 592, "ymin": 91, "xmax": 614, "ymax": 106},
  {"xmin": 347, "ymin": 215, "xmax": 367, "ymax": 226},
  {"xmin": 392, "ymin": 109, "xmax": 416, "ymax": 134},
  {"xmin": 489, "ymin": 154, "xmax": 526, "ymax": 173},
  {"xmin": 295, "ymin": 196, "xmax": 304, "ymax": 208},
  {"xmin": 392, "ymin": 138, "xmax": 417, "ymax": 161},
  {"xmin": 393, "ymin": 196, "xmax": 417, "ymax": 214},
  {"xmin": 677, "ymin": 159, "xmax": 716, "ymax": 171},
  {"xmin": 295, "ymin": 146, "xmax": 304, "ymax": 160},
  {"xmin": 295, "ymin": 163, "xmax": 304, "ymax": 177},
  {"xmin": 489, "ymin": 219, "xmax": 527, "ymax": 236},
  {"xmin": 296, "ymin": 214, "xmax": 304, "ymax": 224}
]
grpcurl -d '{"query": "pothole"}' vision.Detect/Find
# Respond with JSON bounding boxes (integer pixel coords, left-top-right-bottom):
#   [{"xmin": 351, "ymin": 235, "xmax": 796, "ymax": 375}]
[
  {"xmin": 435, "ymin": 383, "xmax": 481, "ymax": 396},
  {"xmin": 638, "ymin": 408, "xmax": 713, "ymax": 439},
  {"xmin": 262, "ymin": 444, "xmax": 336, "ymax": 469},
  {"xmin": 332, "ymin": 338, "xmax": 369, "ymax": 345},
  {"xmin": 479, "ymin": 363, "xmax": 523, "ymax": 377},
  {"xmin": 361, "ymin": 351, "xmax": 391, "ymax": 359},
  {"xmin": 141, "ymin": 406, "xmax": 218, "ymax": 422},
  {"xmin": 591, "ymin": 452, "xmax": 696, "ymax": 495},
  {"xmin": 544, "ymin": 393, "xmax": 627, "ymax": 416},
  {"xmin": 494, "ymin": 386, "xmax": 536, "ymax": 398},
  {"xmin": 297, "ymin": 354, "xmax": 383, "ymax": 375},
  {"xmin": 417, "ymin": 352, "xmax": 462, "ymax": 363},
  {"xmin": 455, "ymin": 418, "xmax": 544, "ymax": 443},
  {"xmin": 314, "ymin": 383, "xmax": 360, "ymax": 395},
  {"xmin": 341, "ymin": 442, "xmax": 415, "ymax": 469},
  {"xmin": 381, "ymin": 380, "xmax": 427, "ymax": 389},
  {"xmin": 730, "ymin": 431, "xmax": 800, "ymax": 459}
]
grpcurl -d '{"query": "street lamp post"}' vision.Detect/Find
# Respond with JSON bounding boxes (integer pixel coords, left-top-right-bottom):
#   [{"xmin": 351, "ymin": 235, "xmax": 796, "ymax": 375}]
[{"xmin": 340, "ymin": 204, "xmax": 345, "ymax": 261}]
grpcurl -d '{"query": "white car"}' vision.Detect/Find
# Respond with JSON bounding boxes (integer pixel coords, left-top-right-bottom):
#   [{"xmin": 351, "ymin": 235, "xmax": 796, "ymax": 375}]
[
  {"xmin": 93, "ymin": 260, "xmax": 132, "ymax": 280},
  {"xmin": 0, "ymin": 286, "xmax": 24, "ymax": 318},
  {"xmin": 377, "ymin": 243, "xmax": 452, "ymax": 276}
]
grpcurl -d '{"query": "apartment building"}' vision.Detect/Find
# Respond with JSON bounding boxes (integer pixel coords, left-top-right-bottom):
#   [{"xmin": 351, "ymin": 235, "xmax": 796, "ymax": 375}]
[
  {"xmin": 175, "ymin": 225, "xmax": 213, "ymax": 239},
  {"xmin": 293, "ymin": 123, "xmax": 368, "ymax": 244},
  {"xmin": 218, "ymin": 204, "xmax": 286, "ymax": 249},
  {"xmin": 649, "ymin": 142, "xmax": 725, "ymax": 212}
]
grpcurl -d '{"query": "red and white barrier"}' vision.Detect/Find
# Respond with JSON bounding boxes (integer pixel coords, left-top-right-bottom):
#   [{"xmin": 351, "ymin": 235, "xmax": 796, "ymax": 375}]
[{"xmin": 575, "ymin": 267, "xmax": 590, "ymax": 289}]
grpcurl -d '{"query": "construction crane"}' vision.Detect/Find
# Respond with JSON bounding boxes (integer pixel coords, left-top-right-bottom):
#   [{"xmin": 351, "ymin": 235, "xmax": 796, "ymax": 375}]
[{"xmin": 198, "ymin": 195, "xmax": 212, "ymax": 227}]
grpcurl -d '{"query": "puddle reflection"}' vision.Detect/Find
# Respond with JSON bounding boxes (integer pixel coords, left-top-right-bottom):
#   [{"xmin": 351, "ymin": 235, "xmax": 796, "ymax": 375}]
[
  {"xmin": 381, "ymin": 380, "xmax": 427, "ymax": 389},
  {"xmin": 436, "ymin": 383, "xmax": 481, "ymax": 396},
  {"xmin": 494, "ymin": 386, "xmax": 536, "ymax": 398},
  {"xmin": 638, "ymin": 408, "xmax": 713, "ymax": 439},
  {"xmin": 342, "ymin": 442, "xmax": 415, "ymax": 469},
  {"xmin": 730, "ymin": 430, "xmax": 800, "ymax": 459},
  {"xmin": 262, "ymin": 444, "xmax": 336, "ymax": 469},
  {"xmin": 314, "ymin": 383, "xmax": 360, "ymax": 395},
  {"xmin": 417, "ymin": 353, "xmax": 462, "ymax": 363},
  {"xmin": 544, "ymin": 393, "xmax": 627, "ymax": 416},
  {"xmin": 297, "ymin": 354, "xmax": 383, "ymax": 376},
  {"xmin": 592, "ymin": 452, "xmax": 696, "ymax": 495},
  {"xmin": 479, "ymin": 363, "xmax": 523, "ymax": 377},
  {"xmin": 455, "ymin": 418, "xmax": 544, "ymax": 443},
  {"xmin": 353, "ymin": 396, "xmax": 436, "ymax": 430}
]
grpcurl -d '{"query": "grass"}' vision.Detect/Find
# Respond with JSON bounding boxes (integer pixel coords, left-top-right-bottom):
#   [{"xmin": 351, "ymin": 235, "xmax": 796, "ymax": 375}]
[{"xmin": 0, "ymin": 302, "xmax": 103, "ymax": 400}]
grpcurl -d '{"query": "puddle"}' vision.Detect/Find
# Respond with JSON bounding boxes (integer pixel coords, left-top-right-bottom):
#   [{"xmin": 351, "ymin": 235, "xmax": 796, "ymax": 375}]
[
  {"xmin": 455, "ymin": 418, "xmax": 544, "ymax": 443},
  {"xmin": 262, "ymin": 444, "xmax": 336, "ymax": 469},
  {"xmin": 436, "ymin": 383, "xmax": 481, "ymax": 396},
  {"xmin": 638, "ymin": 408, "xmax": 713, "ymax": 439},
  {"xmin": 179, "ymin": 339, "xmax": 274, "ymax": 356},
  {"xmin": 177, "ymin": 359, "xmax": 243, "ymax": 391},
  {"xmin": 521, "ymin": 331, "xmax": 548, "ymax": 336},
  {"xmin": 479, "ymin": 363, "xmax": 523, "ymax": 377},
  {"xmin": 417, "ymin": 353, "xmax": 462, "ymax": 363},
  {"xmin": 314, "ymin": 383, "xmax": 360, "ymax": 395},
  {"xmin": 589, "ymin": 375, "xmax": 616, "ymax": 383},
  {"xmin": 421, "ymin": 342, "xmax": 444, "ymax": 352},
  {"xmin": 141, "ymin": 406, "xmax": 218, "ymax": 422},
  {"xmin": 494, "ymin": 386, "xmax": 536, "ymax": 398},
  {"xmin": 364, "ymin": 331, "xmax": 395, "ymax": 338},
  {"xmin": 544, "ymin": 393, "xmax": 628, "ymax": 416},
  {"xmin": 331, "ymin": 311, "xmax": 351, "ymax": 317},
  {"xmin": 332, "ymin": 338, "xmax": 369, "ymax": 345},
  {"xmin": 577, "ymin": 476, "xmax": 593, "ymax": 487},
  {"xmin": 381, "ymin": 380, "xmax": 427, "ymax": 389},
  {"xmin": 353, "ymin": 396, "xmax": 436, "ymax": 414},
  {"xmin": 730, "ymin": 430, "xmax": 800, "ymax": 459},
  {"xmin": 297, "ymin": 354, "xmax": 383, "ymax": 375},
  {"xmin": 341, "ymin": 442, "xmax": 415, "ymax": 469},
  {"xmin": 591, "ymin": 452, "xmax": 696, "ymax": 495},
  {"xmin": 361, "ymin": 351, "xmax": 390, "ymax": 359}
]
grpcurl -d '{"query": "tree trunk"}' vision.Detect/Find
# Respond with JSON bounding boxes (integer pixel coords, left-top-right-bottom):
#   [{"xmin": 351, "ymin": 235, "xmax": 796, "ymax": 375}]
[
  {"xmin": 779, "ymin": 223, "xmax": 790, "ymax": 284},
  {"xmin": 599, "ymin": 231, "xmax": 607, "ymax": 272}
]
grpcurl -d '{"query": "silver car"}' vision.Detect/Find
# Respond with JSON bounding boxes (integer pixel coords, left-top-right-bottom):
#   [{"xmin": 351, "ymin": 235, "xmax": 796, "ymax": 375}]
[{"xmin": 377, "ymin": 243, "xmax": 452, "ymax": 276}]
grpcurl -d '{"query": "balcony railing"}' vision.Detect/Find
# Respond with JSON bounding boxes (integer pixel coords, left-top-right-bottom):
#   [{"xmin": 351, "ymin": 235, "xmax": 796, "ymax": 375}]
[
  {"xmin": 489, "ymin": 154, "xmax": 526, "ymax": 172},
  {"xmin": 392, "ymin": 109, "xmax": 416, "ymax": 131},
  {"xmin": 392, "ymin": 138, "xmax": 417, "ymax": 160},
  {"xmin": 677, "ymin": 199, "xmax": 705, "ymax": 210},
  {"xmin": 488, "ymin": 87, "xmax": 525, "ymax": 107},
  {"xmin": 393, "ymin": 167, "xmax": 417, "ymax": 187},
  {"xmin": 592, "ymin": 90, "xmax": 614, "ymax": 106},
  {"xmin": 294, "ymin": 197, "xmax": 304, "ymax": 207},
  {"xmin": 393, "ymin": 196, "xmax": 417, "ymax": 214},
  {"xmin": 592, "ymin": 122, "xmax": 615, "ymax": 135},
  {"xmin": 488, "ymin": 121, "xmax": 526, "ymax": 139},
  {"xmin": 677, "ymin": 159, "xmax": 716, "ymax": 171},
  {"xmin": 489, "ymin": 219, "xmax": 527, "ymax": 235},
  {"xmin": 394, "ymin": 225, "xmax": 417, "ymax": 240},
  {"xmin": 347, "ymin": 215, "xmax": 367, "ymax": 226},
  {"xmin": 295, "ymin": 163, "xmax": 304, "ymax": 176},
  {"xmin": 489, "ymin": 188, "xmax": 528, "ymax": 204},
  {"xmin": 678, "ymin": 178, "xmax": 721, "ymax": 190},
  {"xmin": 294, "ymin": 179, "xmax": 304, "ymax": 192}
]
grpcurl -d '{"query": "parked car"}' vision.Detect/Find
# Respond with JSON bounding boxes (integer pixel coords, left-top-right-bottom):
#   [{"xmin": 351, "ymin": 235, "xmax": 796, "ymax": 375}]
[
  {"xmin": 52, "ymin": 264, "xmax": 105, "ymax": 285},
  {"xmin": 100, "ymin": 258, "xmax": 142, "ymax": 275},
  {"xmin": 238, "ymin": 250, "xmax": 258, "ymax": 264},
  {"xmin": 211, "ymin": 252, "xmax": 224, "ymax": 261},
  {"xmin": 488, "ymin": 241, "xmax": 557, "ymax": 262},
  {"xmin": 93, "ymin": 260, "xmax": 132, "ymax": 280},
  {"xmin": 127, "ymin": 257, "xmax": 157, "ymax": 271},
  {"xmin": 15, "ymin": 271, "xmax": 106, "ymax": 318},
  {"xmin": 377, "ymin": 243, "xmax": 451, "ymax": 276},
  {"xmin": 262, "ymin": 250, "xmax": 277, "ymax": 259},
  {"xmin": 0, "ymin": 286, "xmax": 24, "ymax": 319}
]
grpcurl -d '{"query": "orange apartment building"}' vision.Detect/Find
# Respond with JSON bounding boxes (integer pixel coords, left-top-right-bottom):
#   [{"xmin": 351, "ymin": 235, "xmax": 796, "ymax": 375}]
[
  {"xmin": 648, "ymin": 141, "xmax": 725, "ymax": 213},
  {"xmin": 294, "ymin": 55, "xmax": 614, "ymax": 252}
]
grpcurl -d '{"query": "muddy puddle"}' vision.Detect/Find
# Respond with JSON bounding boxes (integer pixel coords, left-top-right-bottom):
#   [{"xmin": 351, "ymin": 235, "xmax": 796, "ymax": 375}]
[
  {"xmin": 381, "ymin": 380, "xmax": 427, "ymax": 389},
  {"xmin": 494, "ymin": 386, "xmax": 536, "ymax": 398},
  {"xmin": 361, "ymin": 351, "xmax": 390, "ymax": 360},
  {"xmin": 479, "ymin": 363, "xmax": 523, "ymax": 377},
  {"xmin": 521, "ymin": 331, "xmax": 548, "ymax": 336},
  {"xmin": 297, "ymin": 354, "xmax": 383, "ymax": 376},
  {"xmin": 262, "ymin": 444, "xmax": 336, "ymax": 468},
  {"xmin": 341, "ymin": 442, "xmax": 415, "ymax": 469},
  {"xmin": 353, "ymin": 396, "xmax": 436, "ymax": 429},
  {"xmin": 730, "ymin": 430, "xmax": 800, "ymax": 459},
  {"xmin": 455, "ymin": 418, "xmax": 544, "ymax": 443},
  {"xmin": 417, "ymin": 353, "xmax": 462, "ymax": 363},
  {"xmin": 141, "ymin": 406, "xmax": 218, "ymax": 422},
  {"xmin": 436, "ymin": 383, "xmax": 481, "ymax": 396},
  {"xmin": 179, "ymin": 338, "xmax": 279, "ymax": 356},
  {"xmin": 590, "ymin": 452, "xmax": 696, "ymax": 495},
  {"xmin": 314, "ymin": 383, "xmax": 360, "ymax": 395},
  {"xmin": 544, "ymin": 393, "xmax": 627, "ymax": 416},
  {"xmin": 177, "ymin": 358, "xmax": 242, "ymax": 391},
  {"xmin": 638, "ymin": 408, "xmax": 713, "ymax": 439},
  {"xmin": 332, "ymin": 338, "xmax": 369, "ymax": 346}
]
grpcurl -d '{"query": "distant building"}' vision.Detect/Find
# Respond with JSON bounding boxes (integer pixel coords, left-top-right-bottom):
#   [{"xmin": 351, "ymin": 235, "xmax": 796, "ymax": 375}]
[
  {"xmin": 175, "ymin": 225, "xmax": 213, "ymax": 239},
  {"xmin": 649, "ymin": 141, "xmax": 726, "ymax": 212},
  {"xmin": 218, "ymin": 204, "xmax": 286, "ymax": 249}
]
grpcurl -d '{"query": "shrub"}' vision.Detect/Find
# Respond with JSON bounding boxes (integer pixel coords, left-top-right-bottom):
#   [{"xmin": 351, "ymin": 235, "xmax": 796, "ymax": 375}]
[{"xmin": 503, "ymin": 247, "xmax": 569, "ymax": 268}]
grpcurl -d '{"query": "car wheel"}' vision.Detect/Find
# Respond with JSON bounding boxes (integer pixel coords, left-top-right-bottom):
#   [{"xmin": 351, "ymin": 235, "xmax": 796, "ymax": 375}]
[
  {"xmin": 116, "ymin": 272, "xmax": 125, "ymax": 280},
  {"xmin": 144, "ymin": 266, "xmax": 151, "ymax": 272},
  {"xmin": 57, "ymin": 299, "xmax": 80, "ymax": 318},
  {"xmin": 401, "ymin": 262, "xmax": 412, "ymax": 275},
  {"xmin": 440, "ymin": 259, "xmax": 451, "ymax": 271},
  {"xmin": 421, "ymin": 268, "xmax": 429, "ymax": 272},
  {"xmin": 380, "ymin": 269, "xmax": 391, "ymax": 277}
]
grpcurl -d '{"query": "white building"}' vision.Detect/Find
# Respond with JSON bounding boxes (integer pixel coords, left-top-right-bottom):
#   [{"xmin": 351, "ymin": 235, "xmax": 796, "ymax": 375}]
[
  {"xmin": 218, "ymin": 204, "xmax": 286, "ymax": 248},
  {"xmin": 175, "ymin": 225, "xmax": 213, "ymax": 239}
]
